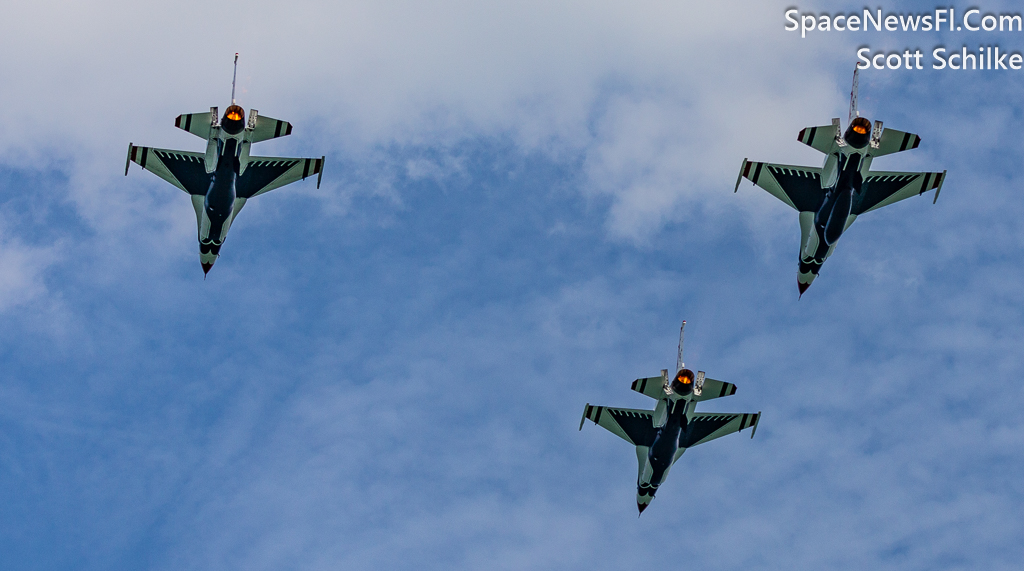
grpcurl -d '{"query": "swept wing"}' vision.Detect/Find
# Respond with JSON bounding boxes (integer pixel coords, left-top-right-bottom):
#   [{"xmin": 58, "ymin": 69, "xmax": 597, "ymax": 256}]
[
  {"xmin": 853, "ymin": 170, "xmax": 946, "ymax": 214},
  {"xmin": 579, "ymin": 405, "xmax": 656, "ymax": 447},
  {"xmin": 237, "ymin": 155, "xmax": 325, "ymax": 198},
  {"xmin": 735, "ymin": 160, "xmax": 824, "ymax": 212},
  {"xmin": 126, "ymin": 145, "xmax": 324, "ymax": 197},
  {"xmin": 680, "ymin": 411, "xmax": 760, "ymax": 448},
  {"xmin": 126, "ymin": 145, "xmax": 208, "ymax": 195}
]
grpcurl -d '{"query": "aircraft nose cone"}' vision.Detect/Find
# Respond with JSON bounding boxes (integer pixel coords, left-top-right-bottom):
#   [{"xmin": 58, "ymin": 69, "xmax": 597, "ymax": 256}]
[
  {"xmin": 798, "ymin": 281, "xmax": 810, "ymax": 296},
  {"xmin": 637, "ymin": 502, "xmax": 648, "ymax": 515},
  {"xmin": 202, "ymin": 262, "xmax": 213, "ymax": 275}
]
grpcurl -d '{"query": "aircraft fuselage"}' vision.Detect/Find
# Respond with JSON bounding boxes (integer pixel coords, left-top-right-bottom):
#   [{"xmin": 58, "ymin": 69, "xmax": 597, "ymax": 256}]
[
  {"xmin": 204, "ymin": 138, "xmax": 239, "ymax": 237},
  {"xmin": 797, "ymin": 116, "xmax": 875, "ymax": 293},
  {"xmin": 645, "ymin": 401, "xmax": 687, "ymax": 488},
  {"xmin": 636, "ymin": 370, "xmax": 696, "ymax": 511},
  {"xmin": 196, "ymin": 107, "xmax": 250, "ymax": 274},
  {"xmin": 814, "ymin": 152, "xmax": 862, "ymax": 246}
]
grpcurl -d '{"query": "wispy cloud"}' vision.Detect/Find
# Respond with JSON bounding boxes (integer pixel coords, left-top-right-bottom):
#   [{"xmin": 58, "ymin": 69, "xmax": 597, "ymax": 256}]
[{"xmin": 1, "ymin": 1, "xmax": 1024, "ymax": 570}]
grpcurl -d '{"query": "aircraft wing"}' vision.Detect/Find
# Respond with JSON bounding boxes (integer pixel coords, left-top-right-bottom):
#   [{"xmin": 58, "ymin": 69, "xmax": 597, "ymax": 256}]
[
  {"xmin": 735, "ymin": 159, "xmax": 825, "ymax": 212},
  {"xmin": 236, "ymin": 155, "xmax": 325, "ymax": 198},
  {"xmin": 797, "ymin": 122, "xmax": 840, "ymax": 154},
  {"xmin": 680, "ymin": 411, "xmax": 760, "ymax": 448},
  {"xmin": 580, "ymin": 404, "xmax": 656, "ymax": 447},
  {"xmin": 126, "ymin": 144, "xmax": 210, "ymax": 195},
  {"xmin": 852, "ymin": 170, "xmax": 946, "ymax": 215},
  {"xmin": 871, "ymin": 127, "xmax": 921, "ymax": 158},
  {"xmin": 694, "ymin": 378, "xmax": 737, "ymax": 402},
  {"xmin": 631, "ymin": 375, "xmax": 666, "ymax": 400}
]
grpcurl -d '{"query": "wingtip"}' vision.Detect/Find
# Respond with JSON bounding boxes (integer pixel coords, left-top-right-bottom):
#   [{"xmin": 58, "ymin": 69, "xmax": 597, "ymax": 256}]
[
  {"xmin": 933, "ymin": 170, "xmax": 946, "ymax": 204},
  {"xmin": 734, "ymin": 159, "xmax": 748, "ymax": 193}
]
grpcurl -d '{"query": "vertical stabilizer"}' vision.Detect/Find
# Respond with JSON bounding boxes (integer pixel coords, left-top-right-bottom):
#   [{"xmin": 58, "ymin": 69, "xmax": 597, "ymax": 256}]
[
  {"xmin": 231, "ymin": 53, "xmax": 239, "ymax": 104},
  {"xmin": 848, "ymin": 67, "xmax": 859, "ymax": 126},
  {"xmin": 676, "ymin": 321, "xmax": 686, "ymax": 371}
]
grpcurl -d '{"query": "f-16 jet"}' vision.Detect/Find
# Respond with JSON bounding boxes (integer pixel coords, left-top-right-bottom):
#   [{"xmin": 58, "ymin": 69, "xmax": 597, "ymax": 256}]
[
  {"xmin": 126, "ymin": 55, "xmax": 324, "ymax": 275},
  {"xmin": 735, "ymin": 68, "xmax": 945, "ymax": 295},
  {"xmin": 580, "ymin": 321, "xmax": 760, "ymax": 515}
]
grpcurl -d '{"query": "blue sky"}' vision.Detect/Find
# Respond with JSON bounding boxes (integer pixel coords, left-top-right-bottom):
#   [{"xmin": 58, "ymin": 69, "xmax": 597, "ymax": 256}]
[{"xmin": 2, "ymin": 1, "xmax": 1024, "ymax": 569}]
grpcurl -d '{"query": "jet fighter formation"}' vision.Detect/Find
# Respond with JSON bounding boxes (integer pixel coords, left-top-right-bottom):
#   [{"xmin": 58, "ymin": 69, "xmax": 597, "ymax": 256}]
[
  {"xmin": 735, "ymin": 69, "xmax": 946, "ymax": 295},
  {"xmin": 580, "ymin": 321, "xmax": 760, "ymax": 515},
  {"xmin": 126, "ymin": 54, "xmax": 324, "ymax": 275},
  {"xmin": 578, "ymin": 69, "xmax": 951, "ymax": 514},
  {"xmin": 115, "ymin": 57, "xmax": 951, "ymax": 519}
]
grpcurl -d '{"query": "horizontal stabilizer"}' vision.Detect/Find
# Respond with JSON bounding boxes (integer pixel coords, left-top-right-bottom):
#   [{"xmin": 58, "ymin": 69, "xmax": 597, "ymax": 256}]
[
  {"xmin": 736, "ymin": 159, "xmax": 824, "ymax": 212},
  {"xmin": 797, "ymin": 121, "xmax": 840, "ymax": 154},
  {"xmin": 631, "ymin": 375, "xmax": 666, "ymax": 400},
  {"xmin": 680, "ymin": 411, "xmax": 761, "ymax": 448},
  {"xmin": 249, "ymin": 113, "xmax": 293, "ymax": 144},
  {"xmin": 694, "ymin": 378, "xmax": 737, "ymax": 402},
  {"xmin": 175, "ymin": 110, "xmax": 216, "ymax": 139},
  {"xmin": 871, "ymin": 127, "xmax": 921, "ymax": 158},
  {"xmin": 580, "ymin": 404, "xmax": 656, "ymax": 447}
]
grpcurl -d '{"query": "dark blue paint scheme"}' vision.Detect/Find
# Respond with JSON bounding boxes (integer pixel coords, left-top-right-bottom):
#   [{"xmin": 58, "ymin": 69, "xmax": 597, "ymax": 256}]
[
  {"xmin": 637, "ymin": 398, "xmax": 692, "ymax": 508},
  {"xmin": 204, "ymin": 138, "xmax": 240, "ymax": 245},
  {"xmin": 815, "ymin": 153, "xmax": 862, "ymax": 247}
]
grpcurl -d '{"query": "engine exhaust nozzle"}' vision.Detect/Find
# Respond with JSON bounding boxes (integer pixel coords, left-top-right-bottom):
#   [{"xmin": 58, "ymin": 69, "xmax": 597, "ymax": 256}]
[{"xmin": 843, "ymin": 117, "xmax": 871, "ymax": 149}]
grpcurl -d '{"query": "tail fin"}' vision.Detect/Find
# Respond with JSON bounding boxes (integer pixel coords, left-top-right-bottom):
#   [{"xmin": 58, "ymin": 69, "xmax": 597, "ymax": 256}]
[
  {"xmin": 231, "ymin": 53, "xmax": 239, "ymax": 104},
  {"xmin": 676, "ymin": 320, "xmax": 685, "ymax": 371},
  {"xmin": 848, "ymin": 66, "xmax": 859, "ymax": 126}
]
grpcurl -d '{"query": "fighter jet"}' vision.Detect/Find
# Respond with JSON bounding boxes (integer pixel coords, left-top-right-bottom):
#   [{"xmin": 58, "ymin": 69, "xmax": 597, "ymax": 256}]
[
  {"xmin": 735, "ymin": 68, "xmax": 946, "ymax": 295},
  {"xmin": 125, "ymin": 54, "xmax": 325, "ymax": 275},
  {"xmin": 580, "ymin": 321, "xmax": 760, "ymax": 515}
]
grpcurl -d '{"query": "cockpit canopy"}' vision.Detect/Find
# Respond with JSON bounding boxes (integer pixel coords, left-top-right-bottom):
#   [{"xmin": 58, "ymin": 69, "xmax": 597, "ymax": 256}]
[
  {"xmin": 222, "ymin": 105, "xmax": 246, "ymax": 135},
  {"xmin": 843, "ymin": 116, "xmax": 871, "ymax": 149},
  {"xmin": 670, "ymin": 368, "xmax": 694, "ymax": 396}
]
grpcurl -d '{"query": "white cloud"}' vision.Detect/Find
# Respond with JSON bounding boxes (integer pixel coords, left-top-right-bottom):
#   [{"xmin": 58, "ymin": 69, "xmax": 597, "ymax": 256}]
[
  {"xmin": 0, "ymin": 224, "xmax": 56, "ymax": 312},
  {"xmin": 0, "ymin": 1, "xmax": 854, "ymax": 241},
  {"xmin": 3, "ymin": 3, "xmax": 1024, "ymax": 569}
]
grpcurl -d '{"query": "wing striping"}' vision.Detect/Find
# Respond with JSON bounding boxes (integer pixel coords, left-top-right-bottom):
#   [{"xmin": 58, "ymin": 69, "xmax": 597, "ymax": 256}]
[{"xmin": 853, "ymin": 170, "xmax": 945, "ymax": 214}]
